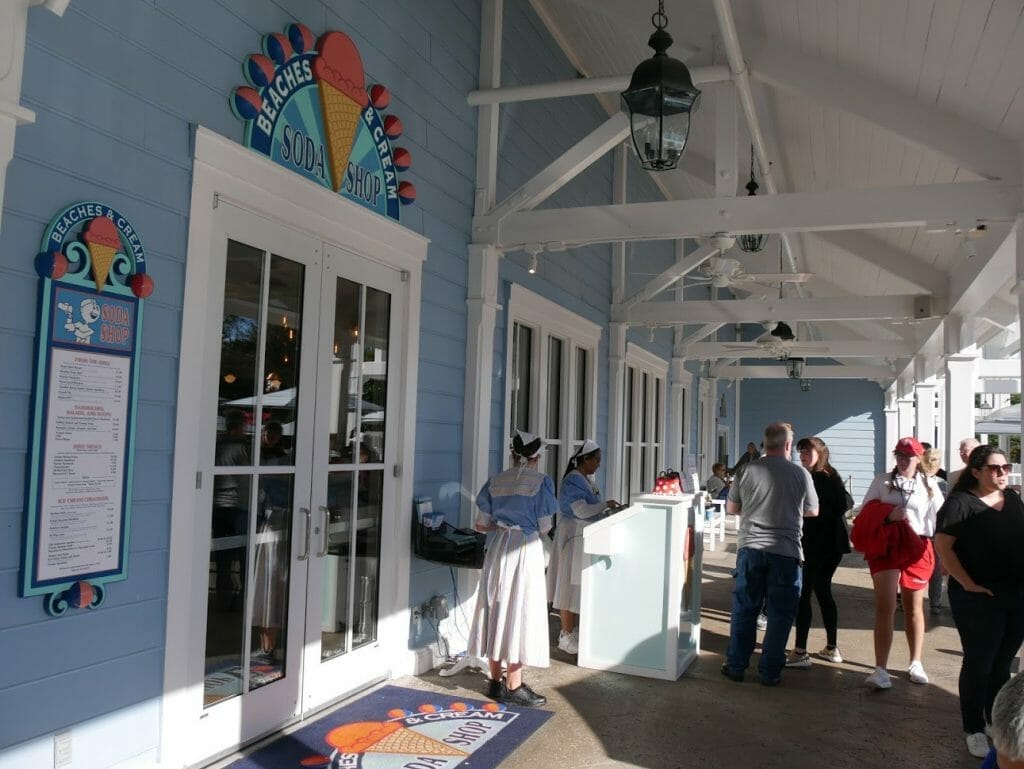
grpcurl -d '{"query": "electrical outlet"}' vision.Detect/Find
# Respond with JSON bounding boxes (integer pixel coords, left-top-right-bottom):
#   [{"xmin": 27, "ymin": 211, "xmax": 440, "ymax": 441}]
[
  {"xmin": 54, "ymin": 730, "xmax": 71, "ymax": 768},
  {"xmin": 411, "ymin": 606, "xmax": 422, "ymax": 634}
]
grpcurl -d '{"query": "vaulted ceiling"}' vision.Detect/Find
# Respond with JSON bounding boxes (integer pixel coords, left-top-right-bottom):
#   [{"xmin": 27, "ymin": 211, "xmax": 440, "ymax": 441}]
[{"xmin": 475, "ymin": 0, "xmax": 1024, "ymax": 389}]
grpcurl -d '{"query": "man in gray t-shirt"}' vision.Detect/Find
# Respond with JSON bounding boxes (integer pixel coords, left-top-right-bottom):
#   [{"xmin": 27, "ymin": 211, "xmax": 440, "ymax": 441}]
[{"xmin": 722, "ymin": 421, "xmax": 818, "ymax": 685}]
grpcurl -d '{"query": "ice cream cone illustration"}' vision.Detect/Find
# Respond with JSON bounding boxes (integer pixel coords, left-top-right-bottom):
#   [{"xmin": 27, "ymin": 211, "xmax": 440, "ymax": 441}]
[
  {"xmin": 325, "ymin": 720, "xmax": 467, "ymax": 758},
  {"xmin": 82, "ymin": 217, "xmax": 121, "ymax": 290},
  {"xmin": 312, "ymin": 31, "xmax": 369, "ymax": 192}
]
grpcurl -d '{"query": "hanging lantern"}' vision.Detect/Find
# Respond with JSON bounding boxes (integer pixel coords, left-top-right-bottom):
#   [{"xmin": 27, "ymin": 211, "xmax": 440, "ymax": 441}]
[
  {"xmin": 620, "ymin": 0, "xmax": 701, "ymax": 171},
  {"xmin": 738, "ymin": 145, "xmax": 767, "ymax": 253}
]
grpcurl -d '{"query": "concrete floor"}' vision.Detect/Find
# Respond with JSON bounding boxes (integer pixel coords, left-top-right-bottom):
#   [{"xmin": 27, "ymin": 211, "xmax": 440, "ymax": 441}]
[{"xmin": 403, "ymin": 527, "xmax": 993, "ymax": 769}]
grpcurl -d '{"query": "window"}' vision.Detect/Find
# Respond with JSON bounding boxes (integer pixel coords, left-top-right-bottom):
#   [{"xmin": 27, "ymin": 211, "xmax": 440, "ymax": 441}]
[
  {"xmin": 623, "ymin": 344, "xmax": 668, "ymax": 498},
  {"xmin": 505, "ymin": 286, "xmax": 601, "ymax": 484}
]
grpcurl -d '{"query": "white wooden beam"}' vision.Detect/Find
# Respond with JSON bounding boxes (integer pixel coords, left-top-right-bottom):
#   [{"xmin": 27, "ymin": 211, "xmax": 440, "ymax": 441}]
[
  {"xmin": 617, "ymin": 293, "xmax": 941, "ymax": 326},
  {"xmin": 745, "ymin": 39, "xmax": 1021, "ymax": 183},
  {"xmin": 620, "ymin": 244, "xmax": 719, "ymax": 309},
  {"xmin": 472, "ymin": 0, "xmax": 502, "ymax": 215},
  {"xmin": 716, "ymin": 82, "xmax": 738, "ymax": 198},
  {"xmin": 466, "ymin": 66, "xmax": 732, "ymax": 105},
  {"xmin": 685, "ymin": 340, "xmax": 914, "ymax": 359},
  {"xmin": 716, "ymin": 364, "xmax": 893, "ymax": 380},
  {"xmin": 485, "ymin": 181, "xmax": 1022, "ymax": 248},
  {"xmin": 810, "ymin": 231, "xmax": 946, "ymax": 297},
  {"xmin": 949, "ymin": 225, "xmax": 1016, "ymax": 320},
  {"xmin": 483, "ymin": 113, "xmax": 630, "ymax": 223}
]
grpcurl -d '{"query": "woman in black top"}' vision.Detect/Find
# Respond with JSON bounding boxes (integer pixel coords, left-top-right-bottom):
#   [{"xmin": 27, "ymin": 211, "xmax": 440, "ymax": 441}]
[
  {"xmin": 935, "ymin": 444, "xmax": 1024, "ymax": 759},
  {"xmin": 786, "ymin": 437, "xmax": 852, "ymax": 668}
]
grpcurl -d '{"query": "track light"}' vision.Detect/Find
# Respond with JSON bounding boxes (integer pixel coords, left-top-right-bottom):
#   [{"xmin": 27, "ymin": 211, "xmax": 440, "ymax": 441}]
[{"xmin": 525, "ymin": 245, "xmax": 541, "ymax": 274}]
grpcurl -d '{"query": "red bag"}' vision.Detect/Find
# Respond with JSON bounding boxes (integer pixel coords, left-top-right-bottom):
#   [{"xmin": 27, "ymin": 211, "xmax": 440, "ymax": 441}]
[{"xmin": 652, "ymin": 469, "xmax": 683, "ymax": 495}]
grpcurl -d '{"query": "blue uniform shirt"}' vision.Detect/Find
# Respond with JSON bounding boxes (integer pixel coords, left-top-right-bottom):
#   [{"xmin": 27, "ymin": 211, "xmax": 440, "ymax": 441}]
[{"xmin": 476, "ymin": 466, "xmax": 557, "ymax": 534}]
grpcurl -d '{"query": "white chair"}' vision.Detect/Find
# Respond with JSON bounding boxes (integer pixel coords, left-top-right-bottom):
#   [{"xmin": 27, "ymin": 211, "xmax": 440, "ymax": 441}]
[{"xmin": 704, "ymin": 499, "xmax": 727, "ymax": 551}]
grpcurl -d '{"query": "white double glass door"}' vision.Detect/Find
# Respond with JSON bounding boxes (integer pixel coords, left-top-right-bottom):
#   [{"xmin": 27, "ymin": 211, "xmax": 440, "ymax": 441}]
[{"xmin": 194, "ymin": 203, "xmax": 401, "ymax": 757}]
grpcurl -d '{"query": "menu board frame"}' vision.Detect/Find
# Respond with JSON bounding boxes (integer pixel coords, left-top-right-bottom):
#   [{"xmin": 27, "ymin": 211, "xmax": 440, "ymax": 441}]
[{"xmin": 21, "ymin": 202, "xmax": 153, "ymax": 615}]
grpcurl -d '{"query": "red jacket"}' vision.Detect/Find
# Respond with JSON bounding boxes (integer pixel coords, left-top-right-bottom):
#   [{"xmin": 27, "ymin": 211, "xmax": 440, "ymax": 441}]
[{"xmin": 850, "ymin": 499, "xmax": 926, "ymax": 566}]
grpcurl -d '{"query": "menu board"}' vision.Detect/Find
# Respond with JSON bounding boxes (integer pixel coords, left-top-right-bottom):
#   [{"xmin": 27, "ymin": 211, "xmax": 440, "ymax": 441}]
[
  {"xmin": 36, "ymin": 347, "xmax": 130, "ymax": 581},
  {"xmin": 22, "ymin": 202, "xmax": 153, "ymax": 615}
]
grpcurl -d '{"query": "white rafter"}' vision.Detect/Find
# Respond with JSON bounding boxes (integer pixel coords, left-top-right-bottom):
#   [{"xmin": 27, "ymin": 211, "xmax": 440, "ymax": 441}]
[
  {"xmin": 620, "ymin": 244, "xmax": 720, "ymax": 309},
  {"xmin": 809, "ymin": 231, "xmax": 947, "ymax": 297},
  {"xmin": 482, "ymin": 181, "xmax": 1022, "ymax": 248},
  {"xmin": 744, "ymin": 39, "xmax": 1021, "ymax": 183},
  {"xmin": 616, "ymin": 294, "xmax": 943, "ymax": 326},
  {"xmin": 715, "ymin": 364, "xmax": 893, "ymax": 380},
  {"xmin": 685, "ymin": 340, "xmax": 913, "ymax": 359},
  {"xmin": 482, "ymin": 112, "xmax": 630, "ymax": 224}
]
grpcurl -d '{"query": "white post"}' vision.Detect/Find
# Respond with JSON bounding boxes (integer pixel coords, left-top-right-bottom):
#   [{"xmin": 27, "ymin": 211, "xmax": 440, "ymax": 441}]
[
  {"xmin": 897, "ymin": 396, "xmax": 915, "ymax": 440},
  {"xmin": 606, "ymin": 144, "xmax": 628, "ymax": 500},
  {"xmin": 914, "ymin": 381, "xmax": 937, "ymax": 447},
  {"xmin": 0, "ymin": 1, "xmax": 71, "ymax": 235},
  {"xmin": 884, "ymin": 389, "xmax": 899, "ymax": 462}
]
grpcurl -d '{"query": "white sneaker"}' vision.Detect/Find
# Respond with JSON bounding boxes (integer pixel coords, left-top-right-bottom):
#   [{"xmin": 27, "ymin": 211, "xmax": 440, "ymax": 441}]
[
  {"xmin": 563, "ymin": 629, "xmax": 579, "ymax": 655},
  {"xmin": 865, "ymin": 666, "xmax": 892, "ymax": 689},
  {"xmin": 817, "ymin": 646, "xmax": 843, "ymax": 663},
  {"xmin": 756, "ymin": 612, "xmax": 768, "ymax": 631},
  {"xmin": 966, "ymin": 732, "xmax": 990, "ymax": 758},
  {"xmin": 908, "ymin": 660, "xmax": 929, "ymax": 685},
  {"xmin": 557, "ymin": 630, "xmax": 571, "ymax": 652}
]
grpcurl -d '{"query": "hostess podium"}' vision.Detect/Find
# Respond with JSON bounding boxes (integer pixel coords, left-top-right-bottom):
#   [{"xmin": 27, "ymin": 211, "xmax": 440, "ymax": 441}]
[{"xmin": 577, "ymin": 493, "xmax": 703, "ymax": 680}]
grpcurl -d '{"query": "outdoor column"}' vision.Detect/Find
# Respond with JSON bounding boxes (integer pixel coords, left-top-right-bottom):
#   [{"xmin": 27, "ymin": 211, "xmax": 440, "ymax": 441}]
[
  {"xmin": 606, "ymin": 323, "xmax": 627, "ymax": 499},
  {"xmin": 914, "ymin": 381, "xmax": 937, "ymax": 447},
  {"xmin": 944, "ymin": 353, "xmax": 979, "ymax": 476},
  {"xmin": 884, "ymin": 393, "xmax": 898, "ymax": 460},
  {"xmin": 897, "ymin": 395, "xmax": 915, "ymax": 439},
  {"xmin": 461, "ymin": 244, "xmax": 501, "ymax": 522},
  {"xmin": 1015, "ymin": 219, "xmax": 1024, "ymax": 438},
  {"xmin": 666, "ymin": 357, "xmax": 685, "ymax": 470}
]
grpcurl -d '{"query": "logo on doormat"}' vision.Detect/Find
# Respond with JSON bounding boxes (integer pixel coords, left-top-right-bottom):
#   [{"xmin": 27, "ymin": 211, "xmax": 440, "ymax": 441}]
[
  {"xmin": 300, "ymin": 700, "xmax": 521, "ymax": 768},
  {"xmin": 231, "ymin": 23, "xmax": 416, "ymax": 221}
]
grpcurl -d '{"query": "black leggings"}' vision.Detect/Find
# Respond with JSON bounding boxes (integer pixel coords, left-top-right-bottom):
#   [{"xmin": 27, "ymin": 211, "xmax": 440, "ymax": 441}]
[{"xmin": 794, "ymin": 551, "xmax": 843, "ymax": 650}]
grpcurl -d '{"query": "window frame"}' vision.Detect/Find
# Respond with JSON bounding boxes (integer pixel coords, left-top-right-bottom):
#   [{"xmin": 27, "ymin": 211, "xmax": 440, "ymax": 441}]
[
  {"xmin": 623, "ymin": 343, "xmax": 668, "ymax": 499},
  {"xmin": 504, "ymin": 285, "xmax": 601, "ymax": 480}
]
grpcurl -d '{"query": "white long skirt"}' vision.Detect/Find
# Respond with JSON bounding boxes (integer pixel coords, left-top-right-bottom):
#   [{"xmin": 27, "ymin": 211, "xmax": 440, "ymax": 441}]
[
  {"xmin": 468, "ymin": 527, "xmax": 549, "ymax": 667},
  {"xmin": 546, "ymin": 516, "xmax": 587, "ymax": 613}
]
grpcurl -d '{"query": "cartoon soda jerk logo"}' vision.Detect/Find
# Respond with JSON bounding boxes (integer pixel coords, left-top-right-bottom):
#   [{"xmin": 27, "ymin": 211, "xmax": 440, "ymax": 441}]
[
  {"xmin": 36, "ymin": 203, "xmax": 153, "ymax": 353},
  {"xmin": 231, "ymin": 23, "xmax": 416, "ymax": 221},
  {"xmin": 299, "ymin": 699, "xmax": 519, "ymax": 768}
]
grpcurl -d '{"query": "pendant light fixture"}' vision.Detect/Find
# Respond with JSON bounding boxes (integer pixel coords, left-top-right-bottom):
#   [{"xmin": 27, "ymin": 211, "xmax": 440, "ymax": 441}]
[
  {"xmin": 738, "ymin": 145, "xmax": 767, "ymax": 253},
  {"xmin": 620, "ymin": 0, "xmax": 701, "ymax": 171}
]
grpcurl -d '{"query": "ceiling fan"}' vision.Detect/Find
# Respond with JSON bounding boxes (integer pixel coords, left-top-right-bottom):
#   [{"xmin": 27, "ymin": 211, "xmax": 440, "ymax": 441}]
[
  {"xmin": 719, "ymin": 321, "xmax": 830, "ymax": 360},
  {"xmin": 683, "ymin": 256, "xmax": 812, "ymax": 292}
]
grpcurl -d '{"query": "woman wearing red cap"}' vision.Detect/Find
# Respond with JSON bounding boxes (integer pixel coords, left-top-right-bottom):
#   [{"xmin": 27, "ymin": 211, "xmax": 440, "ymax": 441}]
[{"xmin": 860, "ymin": 436, "xmax": 944, "ymax": 689}]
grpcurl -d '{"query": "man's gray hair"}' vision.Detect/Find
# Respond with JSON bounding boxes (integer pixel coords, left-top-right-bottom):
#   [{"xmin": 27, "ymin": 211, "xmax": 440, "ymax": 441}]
[
  {"xmin": 763, "ymin": 421, "xmax": 793, "ymax": 451},
  {"xmin": 960, "ymin": 437, "xmax": 981, "ymax": 452},
  {"xmin": 991, "ymin": 673, "xmax": 1024, "ymax": 760}
]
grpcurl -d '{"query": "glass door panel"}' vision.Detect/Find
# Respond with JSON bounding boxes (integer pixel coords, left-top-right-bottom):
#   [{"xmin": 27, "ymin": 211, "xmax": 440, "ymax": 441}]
[
  {"xmin": 304, "ymin": 246, "xmax": 401, "ymax": 712},
  {"xmin": 198, "ymin": 212, "xmax": 319, "ymax": 752}
]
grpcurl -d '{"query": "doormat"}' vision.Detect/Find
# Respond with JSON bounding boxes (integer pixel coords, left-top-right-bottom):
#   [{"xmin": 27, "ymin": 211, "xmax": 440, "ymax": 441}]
[{"xmin": 227, "ymin": 684, "xmax": 553, "ymax": 769}]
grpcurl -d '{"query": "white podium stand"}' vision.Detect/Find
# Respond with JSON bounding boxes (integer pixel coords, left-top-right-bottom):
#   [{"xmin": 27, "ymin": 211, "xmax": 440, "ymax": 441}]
[{"xmin": 577, "ymin": 493, "xmax": 703, "ymax": 680}]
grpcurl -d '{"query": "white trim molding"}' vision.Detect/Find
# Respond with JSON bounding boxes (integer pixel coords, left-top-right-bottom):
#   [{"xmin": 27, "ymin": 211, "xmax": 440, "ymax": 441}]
[{"xmin": 0, "ymin": 1, "xmax": 70, "ymax": 234}]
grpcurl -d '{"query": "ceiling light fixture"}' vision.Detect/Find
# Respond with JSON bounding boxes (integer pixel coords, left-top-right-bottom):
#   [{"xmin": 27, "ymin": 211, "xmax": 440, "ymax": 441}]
[
  {"xmin": 620, "ymin": 0, "xmax": 701, "ymax": 171},
  {"xmin": 738, "ymin": 145, "xmax": 767, "ymax": 253},
  {"xmin": 526, "ymin": 245, "xmax": 541, "ymax": 275},
  {"xmin": 800, "ymin": 378, "xmax": 811, "ymax": 392},
  {"xmin": 786, "ymin": 357, "xmax": 805, "ymax": 379}
]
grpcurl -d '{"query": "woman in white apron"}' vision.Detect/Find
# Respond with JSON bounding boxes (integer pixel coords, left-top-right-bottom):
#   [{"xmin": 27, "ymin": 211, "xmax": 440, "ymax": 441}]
[
  {"xmin": 546, "ymin": 440, "xmax": 618, "ymax": 655},
  {"xmin": 468, "ymin": 431, "xmax": 557, "ymax": 707}
]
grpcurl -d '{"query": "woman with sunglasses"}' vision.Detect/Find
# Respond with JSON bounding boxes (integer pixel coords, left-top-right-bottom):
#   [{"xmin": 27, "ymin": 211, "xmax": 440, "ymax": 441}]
[
  {"xmin": 934, "ymin": 444, "xmax": 1024, "ymax": 758},
  {"xmin": 861, "ymin": 436, "xmax": 944, "ymax": 690}
]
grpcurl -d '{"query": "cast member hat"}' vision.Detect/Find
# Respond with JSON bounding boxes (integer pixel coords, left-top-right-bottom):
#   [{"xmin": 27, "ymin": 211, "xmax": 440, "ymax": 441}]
[
  {"xmin": 511, "ymin": 430, "xmax": 544, "ymax": 459},
  {"xmin": 574, "ymin": 439, "xmax": 600, "ymax": 458},
  {"xmin": 893, "ymin": 436, "xmax": 925, "ymax": 457}
]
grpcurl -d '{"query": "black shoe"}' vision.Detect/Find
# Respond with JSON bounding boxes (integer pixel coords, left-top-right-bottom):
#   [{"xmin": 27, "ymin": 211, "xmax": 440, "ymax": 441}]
[
  {"xmin": 760, "ymin": 675, "xmax": 781, "ymax": 687},
  {"xmin": 485, "ymin": 677, "xmax": 503, "ymax": 699},
  {"xmin": 499, "ymin": 682, "xmax": 547, "ymax": 707},
  {"xmin": 720, "ymin": 663, "xmax": 744, "ymax": 682}
]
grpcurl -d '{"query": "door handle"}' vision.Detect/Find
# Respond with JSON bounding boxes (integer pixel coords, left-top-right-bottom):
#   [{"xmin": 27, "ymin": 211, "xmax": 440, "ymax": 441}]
[
  {"xmin": 298, "ymin": 507, "xmax": 311, "ymax": 561},
  {"xmin": 317, "ymin": 505, "xmax": 330, "ymax": 558}
]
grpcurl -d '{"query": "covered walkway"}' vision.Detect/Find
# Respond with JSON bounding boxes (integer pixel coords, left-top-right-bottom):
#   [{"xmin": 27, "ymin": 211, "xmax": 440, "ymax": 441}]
[{"xmin": 407, "ymin": 527, "xmax": 984, "ymax": 769}]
